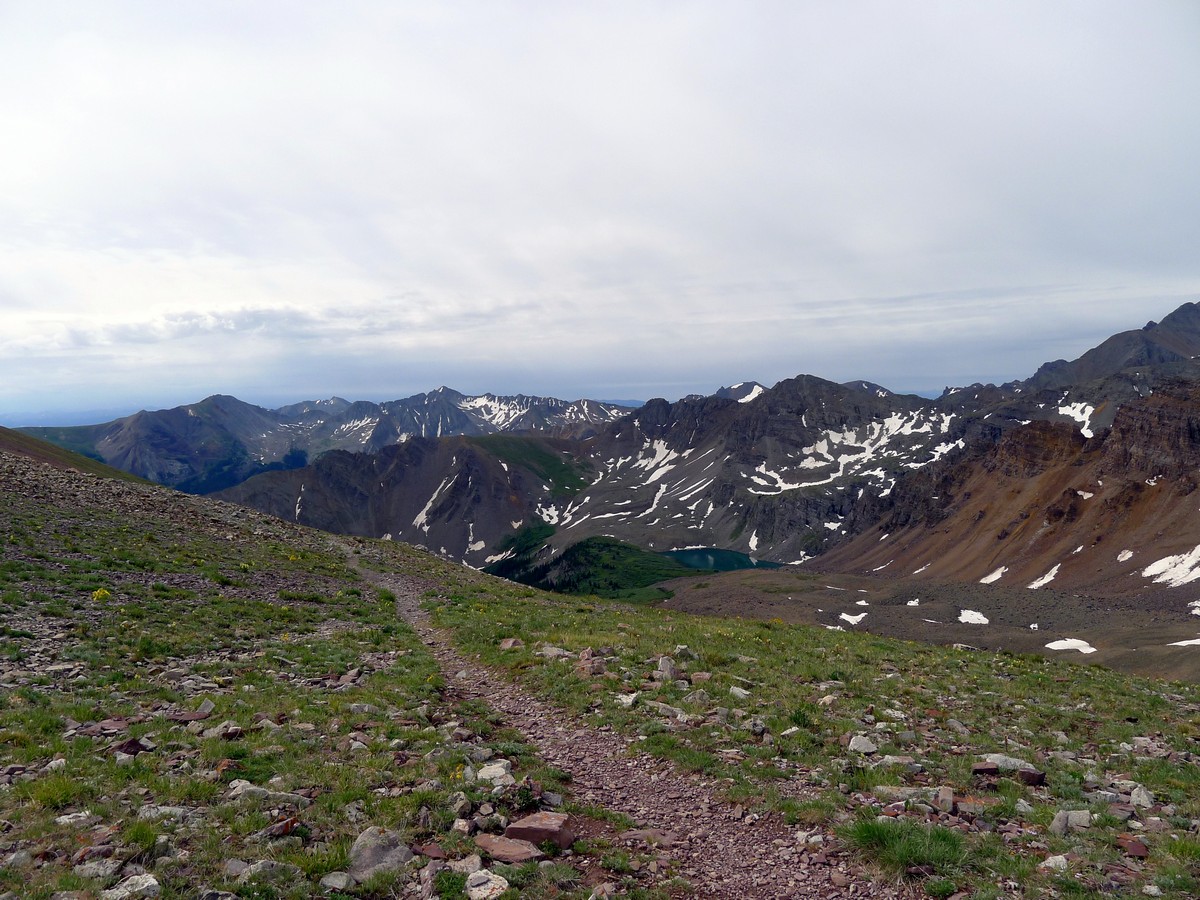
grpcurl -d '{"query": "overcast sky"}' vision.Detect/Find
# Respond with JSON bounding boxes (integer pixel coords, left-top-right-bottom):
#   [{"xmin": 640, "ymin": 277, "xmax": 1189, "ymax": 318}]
[{"xmin": 3, "ymin": 1, "xmax": 1199, "ymax": 424}]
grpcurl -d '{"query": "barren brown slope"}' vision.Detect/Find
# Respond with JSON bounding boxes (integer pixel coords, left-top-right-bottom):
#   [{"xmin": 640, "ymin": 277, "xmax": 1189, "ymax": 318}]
[{"xmin": 822, "ymin": 381, "xmax": 1200, "ymax": 603}]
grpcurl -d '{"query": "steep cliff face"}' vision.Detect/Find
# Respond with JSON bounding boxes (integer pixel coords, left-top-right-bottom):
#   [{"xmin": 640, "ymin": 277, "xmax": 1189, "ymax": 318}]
[{"xmin": 821, "ymin": 381, "xmax": 1200, "ymax": 606}]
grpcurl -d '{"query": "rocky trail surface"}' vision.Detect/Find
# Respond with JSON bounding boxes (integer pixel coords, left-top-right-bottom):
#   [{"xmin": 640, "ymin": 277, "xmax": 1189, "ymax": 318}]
[{"xmin": 355, "ymin": 557, "xmax": 915, "ymax": 900}]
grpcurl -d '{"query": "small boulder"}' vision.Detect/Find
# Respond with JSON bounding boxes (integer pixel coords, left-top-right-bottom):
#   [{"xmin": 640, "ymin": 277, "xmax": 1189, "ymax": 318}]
[
  {"xmin": 466, "ymin": 869, "xmax": 510, "ymax": 900},
  {"xmin": 319, "ymin": 872, "xmax": 355, "ymax": 891},
  {"xmin": 347, "ymin": 827, "xmax": 414, "ymax": 883},
  {"xmin": 848, "ymin": 735, "xmax": 878, "ymax": 755},
  {"xmin": 475, "ymin": 833, "xmax": 545, "ymax": 864},
  {"xmin": 1131, "ymin": 785, "xmax": 1155, "ymax": 808},
  {"xmin": 505, "ymin": 811, "xmax": 574, "ymax": 849},
  {"xmin": 100, "ymin": 875, "xmax": 161, "ymax": 899}
]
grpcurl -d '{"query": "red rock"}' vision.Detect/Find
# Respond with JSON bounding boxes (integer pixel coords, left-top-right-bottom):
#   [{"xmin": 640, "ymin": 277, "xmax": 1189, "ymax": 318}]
[
  {"xmin": 971, "ymin": 762, "xmax": 1000, "ymax": 777},
  {"xmin": 1017, "ymin": 768, "xmax": 1046, "ymax": 786},
  {"xmin": 112, "ymin": 737, "xmax": 152, "ymax": 756},
  {"xmin": 413, "ymin": 842, "xmax": 448, "ymax": 859},
  {"xmin": 1116, "ymin": 833, "xmax": 1149, "ymax": 858},
  {"xmin": 264, "ymin": 816, "xmax": 301, "ymax": 837},
  {"xmin": 505, "ymin": 811, "xmax": 575, "ymax": 849},
  {"xmin": 475, "ymin": 833, "xmax": 545, "ymax": 863}
]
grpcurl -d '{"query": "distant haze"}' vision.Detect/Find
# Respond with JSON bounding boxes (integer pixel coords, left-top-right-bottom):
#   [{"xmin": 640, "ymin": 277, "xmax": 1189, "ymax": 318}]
[{"xmin": 2, "ymin": 2, "xmax": 1199, "ymax": 425}]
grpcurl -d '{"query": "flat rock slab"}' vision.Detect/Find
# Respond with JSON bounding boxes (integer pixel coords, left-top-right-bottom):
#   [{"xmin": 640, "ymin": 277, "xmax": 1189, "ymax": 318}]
[
  {"xmin": 475, "ymin": 833, "xmax": 546, "ymax": 863},
  {"xmin": 348, "ymin": 826, "xmax": 415, "ymax": 882},
  {"xmin": 505, "ymin": 811, "xmax": 574, "ymax": 849}
]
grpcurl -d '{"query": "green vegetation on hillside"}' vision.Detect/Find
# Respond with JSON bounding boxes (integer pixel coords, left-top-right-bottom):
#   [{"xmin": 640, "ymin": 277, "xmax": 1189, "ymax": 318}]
[
  {"xmin": 481, "ymin": 520, "xmax": 557, "ymax": 582},
  {"xmin": 408, "ymin": 551, "xmax": 1200, "ymax": 899},
  {"xmin": 7, "ymin": 445, "xmax": 1200, "ymax": 899},
  {"xmin": 467, "ymin": 434, "xmax": 590, "ymax": 496},
  {"xmin": 524, "ymin": 536, "xmax": 705, "ymax": 600},
  {"xmin": 0, "ymin": 459, "xmax": 670, "ymax": 899},
  {"xmin": 486, "ymin": 532, "xmax": 709, "ymax": 601}
]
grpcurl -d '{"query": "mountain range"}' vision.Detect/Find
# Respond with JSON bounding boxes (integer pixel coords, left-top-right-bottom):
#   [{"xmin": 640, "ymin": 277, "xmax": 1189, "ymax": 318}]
[{"xmin": 20, "ymin": 303, "xmax": 1200, "ymax": 615}]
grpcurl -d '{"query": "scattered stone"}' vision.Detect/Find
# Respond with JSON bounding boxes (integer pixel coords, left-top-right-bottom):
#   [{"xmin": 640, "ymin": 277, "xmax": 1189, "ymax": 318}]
[
  {"xmin": 981, "ymin": 752, "xmax": 1037, "ymax": 772},
  {"xmin": 475, "ymin": 833, "xmax": 545, "ymax": 863},
  {"xmin": 74, "ymin": 857, "xmax": 123, "ymax": 881},
  {"xmin": 1039, "ymin": 855, "xmax": 1069, "ymax": 872},
  {"xmin": 477, "ymin": 760, "xmax": 516, "ymax": 786},
  {"xmin": 55, "ymin": 809, "xmax": 96, "ymax": 827},
  {"xmin": 227, "ymin": 780, "xmax": 269, "ymax": 801},
  {"xmin": 318, "ymin": 872, "xmax": 355, "ymax": 891},
  {"xmin": 347, "ymin": 827, "xmax": 414, "ymax": 882},
  {"xmin": 505, "ymin": 811, "xmax": 574, "ymax": 849},
  {"xmin": 237, "ymin": 860, "xmax": 302, "ymax": 885},
  {"xmin": 729, "ymin": 686, "xmax": 751, "ymax": 701},
  {"xmin": 1131, "ymin": 785, "xmax": 1155, "ymax": 808},
  {"xmin": 99, "ymin": 875, "xmax": 161, "ymax": 899},
  {"xmin": 1016, "ymin": 768, "xmax": 1046, "ymax": 786},
  {"xmin": 448, "ymin": 854, "xmax": 483, "ymax": 874},
  {"xmin": 1117, "ymin": 833, "xmax": 1150, "ymax": 858},
  {"xmin": 848, "ymin": 735, "xmax": 878, "ymax": 755},
  {"xmin": 466, "ymin": 869, "xmax": 509, "ymax": 900}
]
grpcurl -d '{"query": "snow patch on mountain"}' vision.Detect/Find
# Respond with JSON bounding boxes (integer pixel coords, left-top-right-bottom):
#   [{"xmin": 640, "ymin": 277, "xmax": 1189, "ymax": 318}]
[
  {"xmin": 1045, "ymin": 638, "xmax": 1097, "ymax": 653},
  {"xmin": 1058, "ymin": 400, "xmax": 1096, "ymax": 438},
  {"xmin": 1142, "ymin": 545, "xmax": 1200, "ymax": 587},
  {"xmin": 738, "ymin": 384, "xmax": 766, "ymax": 403},
  {"xmin": 1028, "ymin": 564, "xmax": 1061, "ymax": 590},
  {"xmin": 980, "ymin": 566, "xmax": 1008, "ymax": 584}
]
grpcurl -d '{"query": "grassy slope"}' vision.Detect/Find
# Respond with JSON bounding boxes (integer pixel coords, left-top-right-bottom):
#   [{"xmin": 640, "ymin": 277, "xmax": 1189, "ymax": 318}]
[
  {"xmin": 486, "ymin": 529, "xmax": 705, "ymax": 601},
  {"xmin": 408, "ymin": 553, "xmax": 1200, "ymax": 899},
  {"xmin": 466, "ymin": 435, "xmax": 590, "ymax": 497},
  {"xmin": 5, "ymin": 447, "xmax": 1200, "ymax": 898},
  {"xmin": 0, "ymin": 458, "xmax": 663, "ymax": 899}
]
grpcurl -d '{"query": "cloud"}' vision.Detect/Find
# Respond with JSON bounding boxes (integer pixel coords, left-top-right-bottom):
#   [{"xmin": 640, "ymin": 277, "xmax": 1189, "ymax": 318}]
[{"xmin": 1, "ymin": 1, "xmax": 1198, "ymax": 422}]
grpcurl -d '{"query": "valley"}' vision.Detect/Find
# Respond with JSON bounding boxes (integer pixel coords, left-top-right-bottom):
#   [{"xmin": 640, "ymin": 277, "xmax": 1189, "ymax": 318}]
[{"xmin": 16, "ymin": 302, "xmax": 1200, "ymax": 683}]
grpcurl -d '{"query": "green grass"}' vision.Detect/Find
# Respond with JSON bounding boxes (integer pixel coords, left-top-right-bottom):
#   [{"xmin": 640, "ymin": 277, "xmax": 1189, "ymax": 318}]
[
  {"xmin": 510, "ymin": 535, "xmax": 704, "ymax": 598},
  {"xmin": 840, "ymin": 816, "xmax": 966, "ymax": 878},
  {"xmin": 7, "ymin": 448, "xmax": 1200, "ymax": 899},
  {"xmin": 467, "ymin": 434, "xmax": 591, "ymax": 496},
  {"xmin": 0, "ymin": 461, "xmax": 665, "ymax": 899}
]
